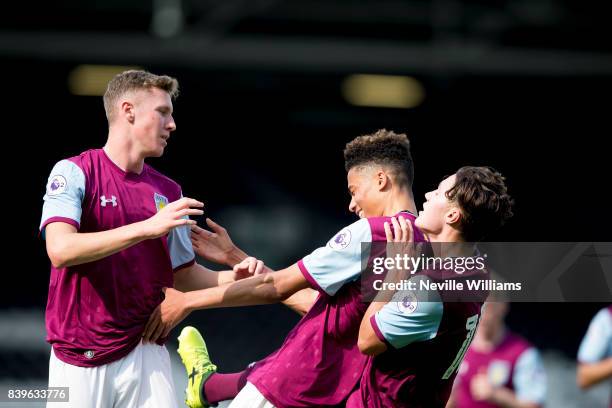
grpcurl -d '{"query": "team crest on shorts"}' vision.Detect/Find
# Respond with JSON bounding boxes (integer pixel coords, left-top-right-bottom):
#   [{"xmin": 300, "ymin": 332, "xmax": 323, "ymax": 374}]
[
  {"xmin": 329, "ymin": 228, "xmax": 352, "ymax": 250},
  {"xmin": 154, "ymin": 193, "xmax": 169, "ymax": 212},
  {"xmin": 84, "ymin": 350, "xmax": 95, "ymax": 359},
  {"xmin": 395, "ymin": 291, "xmax": 418, "ymax": 315},
  {"xmin": 47, "ymin": 175, "xmax": 67, "ymax": 196},
  {"xmin": 488, "ymin": 360, "xmax": 511, "ymax": 386}
]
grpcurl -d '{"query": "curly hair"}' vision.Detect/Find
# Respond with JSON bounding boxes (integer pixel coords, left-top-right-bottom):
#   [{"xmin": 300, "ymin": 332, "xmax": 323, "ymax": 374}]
[
  {"xmin": 446, "ymin": 166, "xmax": 514, "ymax": 241},
  {"xmin": 103, "ymin": 70, "xmax": 179, "ymax": 122},
  {"xmin": 343, "ymin": 129, "xmax": 414, "ymax": 188}
]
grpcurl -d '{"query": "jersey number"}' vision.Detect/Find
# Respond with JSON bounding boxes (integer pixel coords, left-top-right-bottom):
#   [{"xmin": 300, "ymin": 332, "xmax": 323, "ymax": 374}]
[{"xmin": 442, "ymin": 314, "xmax": 479, "ymax": 379}]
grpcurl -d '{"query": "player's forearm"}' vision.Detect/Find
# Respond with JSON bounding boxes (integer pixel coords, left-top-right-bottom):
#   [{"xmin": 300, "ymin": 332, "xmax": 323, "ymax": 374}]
[
  {"xmin": 184, "ymin": 267, "xmax": 309, "ymax": 311},
  {"xmin": 224, "ymin": 247, "xmax": 249, "ymax": 268},
  {"xmin": 488, "ymin": 387, "xmax": 541, "ymax": 408},
  {"xmin": 358, "ymin": 301, "xmax": 387, "ymax": 356},
  {"xmin": 183, "ymin": 273, "xmax": 292, "ymax": 310},
  {"xmin": 174, "ymin": 263, "xmax": 221, "ymax": 291},
  {"xmin": 282, "ymin": 288, "xmax": 319, "ymax": 316},
  {"xmin": 577, "ymin": 358, "xmax": 612, "ymax": 389},
  {"xmin": 217, "ymin": 270, "xmax": 239, "ymax": 286},
  {"xmin": 47, "ymin": 221, "xmax": 149, "ymax": 268}
]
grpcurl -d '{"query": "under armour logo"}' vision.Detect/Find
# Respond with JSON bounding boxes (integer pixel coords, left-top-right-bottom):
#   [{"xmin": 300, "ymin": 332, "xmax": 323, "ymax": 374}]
[{"xmin": 100, "ymin": 195, "xmax": 118, "ymax": 207}]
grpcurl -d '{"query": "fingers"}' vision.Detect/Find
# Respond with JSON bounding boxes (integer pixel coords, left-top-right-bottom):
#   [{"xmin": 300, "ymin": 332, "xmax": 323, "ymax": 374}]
[
  {"xmin": 191, "ymin": 225, "xmax": 213, "ymax": 242},
  {"xmin": 397, "ymin": 216, "xmax": 413, "ymax": 243},
  {"xmin": 233, "ymin": 259, "xmax": 248, "ymax": 273},
  {"xmin": 149, "ymin": 317, "xmax": 166, "ymax": 343},
  {"xmin": 206, "ymin": 218, "xmax": 226, "ymax": 234},
  {"xmin": 191, "ymin": 225, "xmax": 205, "ymax": 234},
  {"xmin": 390, "ymin": 216, "xmax": 402, "ymax": 242},
  {"xmin": 385, "ymin": 216, "xmax": 413, "ymax": 243},
  {"xmin": 233, "ymin": 257, "xmax": 261, "ymax": 276},
  {"xmin": 177, "ymin": 208, "xmax": 204, "ymax": 218},
  {"xmin": 191, "ymin": 225, "xmax": 213, "ymax": 238},
  {"xmin": 174, "ymin": 197, "xmax": 204, "ymax": 209},
  {"xmin": 143, "ymin": 306, "xmax": 161, "ymax": 343},
  {"xmin": 384, "ymin": 221, "xmax": 393, "ymax": 242},
  {"xmin": 254, "ymin": 260, "xmax": 265, "ymax": 275}
]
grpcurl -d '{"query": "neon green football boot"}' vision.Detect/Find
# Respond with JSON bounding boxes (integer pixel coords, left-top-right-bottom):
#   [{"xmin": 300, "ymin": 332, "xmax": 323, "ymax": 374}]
[{"xmin": 177, "ymin": 326, "xmax": 218, "ymax": 408}]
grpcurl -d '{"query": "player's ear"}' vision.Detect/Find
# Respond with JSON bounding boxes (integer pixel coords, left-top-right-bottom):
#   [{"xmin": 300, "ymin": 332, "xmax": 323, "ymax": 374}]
[
  {"xmin": 120, "ymin": 100, "xmax": 135, "ymax": 124},
  {"xmin": 377, "ymin": 170, "xmax": 389, "ymax": 191},
  {"xmin": 445, "ymin": 206, "xmax": 462, "ymax": 226}
]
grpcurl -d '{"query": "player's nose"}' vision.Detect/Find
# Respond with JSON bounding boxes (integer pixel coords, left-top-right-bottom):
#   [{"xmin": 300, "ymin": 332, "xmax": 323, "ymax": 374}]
[
  {"xmin": 348, "ymin": 198, "xmax": 357, "ymax": 214},
  {"xmin": 167, "ymin": 115, "xmax": 177, "ymax": 132}
]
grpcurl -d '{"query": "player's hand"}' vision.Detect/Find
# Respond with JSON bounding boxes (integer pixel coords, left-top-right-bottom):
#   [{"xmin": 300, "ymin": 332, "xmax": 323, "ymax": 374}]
[
  {"xmin": 384, "ymin": 215, "xmax": 414, "ymax": 244},
  {"xmin": 142, "ymin": 287, "xmax": 190, "ymax": 343},
  {"xmin": 142, "ymin": 197, "xmax": 204, "ymax": 239},
  {"xmin": 191, "ymin": 219, "xmax": 238, "ymax": 266},
  {"xmin": 384, "ymin": 216, "xmax": 421, "ymax": 276},
  {"xmin": 385, "ymin": 215, "xmax": 427, "ymax": 263},
  {"xmin": 233, "ymin": 256, "xmax": 269, "ymax": 280},
  {"xmin": 470, "ymin": 370, "xmax": 495, "ymax": 401}
]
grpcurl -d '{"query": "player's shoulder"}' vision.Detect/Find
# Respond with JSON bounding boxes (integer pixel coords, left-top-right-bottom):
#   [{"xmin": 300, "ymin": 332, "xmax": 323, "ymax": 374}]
[
  {"xmin": 143, "ymin": 163, "xmax": 182, "ymax": 195},
  {"xmin": 48, "ymin": 149, "xmax": 101, "ymax": 180},
  {"xmin": 365, "ymin": 212, "xmax": 423, "ymax": 242},
  {"xmin": 326, "ymin": 218, "xmax": 372, "ymax": 250},
  {"xmin": 590, "ymin": 306, "xmax": 612, "ymax": 329},
  {"xmin": 52, "ymin": 148, "xmax": 97, "ymax": 169}
]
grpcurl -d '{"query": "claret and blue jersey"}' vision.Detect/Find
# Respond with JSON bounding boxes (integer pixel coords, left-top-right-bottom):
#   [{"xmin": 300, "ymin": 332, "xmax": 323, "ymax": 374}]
[
  {"xmin": 247, "ymin": 212, "xmax": 426, "ymax": 407},
  {"xmin": 40, "ymin": 148, "xmax": 195, "ymax": 367}
]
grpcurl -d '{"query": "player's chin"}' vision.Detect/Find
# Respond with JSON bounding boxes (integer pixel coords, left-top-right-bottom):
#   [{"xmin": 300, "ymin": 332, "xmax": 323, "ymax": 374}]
[
  {"xmin": 151, "ymin": 146, "xmax": 165, "ymax": 157},
  {"xmin": 414, "ymin": 216, "xmax": 426, "ymax": 230}
]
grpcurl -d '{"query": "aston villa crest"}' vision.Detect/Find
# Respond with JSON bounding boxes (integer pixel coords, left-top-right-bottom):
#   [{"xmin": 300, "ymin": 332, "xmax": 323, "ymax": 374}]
[{"xmin": 154, "ymin": 192, "xmax": 169, "ymax": 212}]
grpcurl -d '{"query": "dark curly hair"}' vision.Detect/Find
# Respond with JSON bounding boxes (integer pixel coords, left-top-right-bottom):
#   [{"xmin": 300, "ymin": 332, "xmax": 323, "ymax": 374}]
[
  {"xmin": 446, "ymin": 166, "xmax": 514, "ymax": 241},
  {"xmin": 343, "ymin": 129, "xmax": 414, "ymax": 188}
]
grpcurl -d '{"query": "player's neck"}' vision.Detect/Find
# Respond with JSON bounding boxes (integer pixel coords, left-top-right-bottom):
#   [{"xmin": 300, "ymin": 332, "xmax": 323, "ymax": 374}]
[
  {"xmin": 426, "ymin": 227, "xmax": 463, "ymax": 244},
  {"xmin": 105, "ymin": 130, "xmax": 145, "ymax": 174},
  {"xmin": 383, "ymin": 189, "xmax": 417, "ymax": 216}
]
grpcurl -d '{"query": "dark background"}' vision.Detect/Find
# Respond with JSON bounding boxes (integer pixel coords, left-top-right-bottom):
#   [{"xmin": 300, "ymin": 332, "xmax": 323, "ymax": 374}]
[{"xmin": 2, "ymin": 0, "xmax": 611, "ymax": 375}]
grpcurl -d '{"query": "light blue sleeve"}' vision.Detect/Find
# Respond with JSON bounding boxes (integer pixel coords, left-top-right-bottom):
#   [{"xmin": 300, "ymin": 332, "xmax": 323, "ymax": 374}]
[
  {"xmin": 513, "ymin": 347, "xmax": 547, "ymax": 404},
  {"xmin": 300, "ymin": 218, "xmax": 372, "ymax": 296},
  {"xmin": 168, "ymin": 224, "xmax": 196, "ymax": 270},
  {"xmin": 373, "ymin": 275, "xmax": 444, "ymax": 349},
  {"xmin": 578, "ymin": 308, "xmax": 612, "ymax": 363},
  {"xmin": 167, "ymin": 193, "xmax": 196, "ymax": 270},
  {"xmin": 40, "ymin": 160, "xmax": 85, "ymax": 236}
]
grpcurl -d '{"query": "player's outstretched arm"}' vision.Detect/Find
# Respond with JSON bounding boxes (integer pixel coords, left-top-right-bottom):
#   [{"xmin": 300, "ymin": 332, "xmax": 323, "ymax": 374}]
[
  {"xmin": 45, "ymin": 197, "xmax": 203, "ymax": 268},
  {"xmin": 191, "ymin": 219, "xmax": 319, "ymax": 314},
  {"xmin": 282, "ymin": 289, "xmax": 320, "ymax": 316},
  {"xmin": 173, "ymin": 257, "xmax": 268, "ymax": 292},
  {"xmin": 577, "ymin": 358, "xmax": 612, "ymax": 389},
  {"xmin": 143, "ymin": 259, "xmax": 311, "ymax": 342}
]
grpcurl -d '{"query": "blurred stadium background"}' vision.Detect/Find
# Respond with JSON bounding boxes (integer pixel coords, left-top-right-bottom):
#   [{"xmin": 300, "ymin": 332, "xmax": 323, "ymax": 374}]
[{"xmin": 2, "ymin": 0, "xmax": 611, "ymax": 406}]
